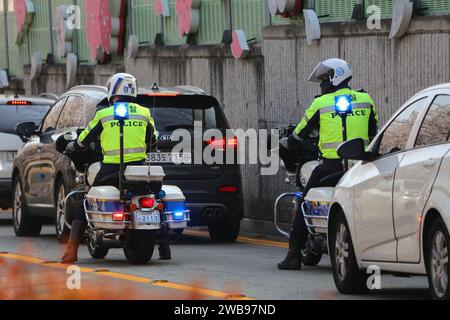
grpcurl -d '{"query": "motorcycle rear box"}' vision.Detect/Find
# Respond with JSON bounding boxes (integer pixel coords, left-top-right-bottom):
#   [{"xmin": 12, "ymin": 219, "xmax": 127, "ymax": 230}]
[
  {"xmin": 85, "ymin": 186, "xmax": 128, "ymax": 230},
  {"xmin": 161, "ymin": 185, "xmax": 189, "ymax": 229}
]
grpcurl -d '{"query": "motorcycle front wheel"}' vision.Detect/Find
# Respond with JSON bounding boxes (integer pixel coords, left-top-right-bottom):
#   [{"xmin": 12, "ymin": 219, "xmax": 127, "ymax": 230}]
[{"xmin": 123, "ymin": 230, "xmax": 156, "ymax": 265}]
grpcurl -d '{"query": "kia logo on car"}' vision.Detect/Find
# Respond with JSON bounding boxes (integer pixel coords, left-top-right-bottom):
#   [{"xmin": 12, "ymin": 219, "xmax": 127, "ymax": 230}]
[{"xmin": 160, "ymin": 135, "xmax": 172, "ymax": 142}]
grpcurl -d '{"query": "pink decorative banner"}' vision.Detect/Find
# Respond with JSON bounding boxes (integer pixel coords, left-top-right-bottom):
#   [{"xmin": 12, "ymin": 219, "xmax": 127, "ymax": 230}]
[
  {"xmin": 231, "ymin": 30, "xmax": 250, "ymax": 59},
  {"xmin": 176, "ymin": 0, "xmax": 200, "ymax": 38},
  {"xmin": 85, "ymin": 0, "xmax": 127, "ymax": 62},
  {"xmin": 155, "ymin": 0, "xmax": 170, "ymax": 17},
  {"xmin": 14, "ymin": 0, "xmax": 26, "ymax": 34}
]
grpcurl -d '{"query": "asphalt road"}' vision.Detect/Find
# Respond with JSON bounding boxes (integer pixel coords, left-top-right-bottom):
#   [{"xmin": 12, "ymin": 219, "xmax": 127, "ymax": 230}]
[{"xmin": 0, "ymin": 212, "xmax": 431, "ymax": 300}]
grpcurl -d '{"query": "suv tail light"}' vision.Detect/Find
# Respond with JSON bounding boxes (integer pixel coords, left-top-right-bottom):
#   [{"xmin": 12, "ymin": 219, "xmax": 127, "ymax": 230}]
[
  {"xmin": 218, "ymin": 186, "xmax": 238, "ymax": 193},
  {"xmin": 207, "ymin": 137, "xmax": 238, "ymax": 149},
  {"xmin": 139, "ymin": 197, "xmax": 155, "ymax": 208}
]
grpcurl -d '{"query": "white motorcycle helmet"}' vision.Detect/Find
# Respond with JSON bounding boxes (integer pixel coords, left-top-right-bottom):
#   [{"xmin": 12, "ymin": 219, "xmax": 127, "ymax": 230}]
[
  {"xmin": 106, "ymin": 73, "xmax": 138, "ymax": 102},
  {"xmin": 308, "ymin": 58, "xmax": 352, "ymax": 87}
]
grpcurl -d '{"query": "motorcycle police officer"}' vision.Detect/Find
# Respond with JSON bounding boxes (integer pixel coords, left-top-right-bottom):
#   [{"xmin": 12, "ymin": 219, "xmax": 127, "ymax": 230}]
[
  {"xmin": 278, "ymin": 58, "xmax": 379, "ymax": 270},
  {"xmin": 61, "ymin": 73, "xmax": 171, "ymax": 263}
]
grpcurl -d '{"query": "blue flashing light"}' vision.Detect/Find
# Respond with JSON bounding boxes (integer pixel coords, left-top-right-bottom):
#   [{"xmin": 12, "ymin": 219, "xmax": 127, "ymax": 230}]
[
  {"xmin": 173, "ymin": 211, "xmax": 185, "ymax": 220},
  {"xmin": 114, "ymin": 102, "xmax": 129, "ymax": 120},
  {"xmin": 157, "ymin": 190, "xmax": 166, "ymax": 199},
  {"xmin": 334, "ymin": 95, "xmax": 352, "ymax": 115},
  {"xmin": 295, "ymin": 192, "xmax": 303, "ymax": 199}
]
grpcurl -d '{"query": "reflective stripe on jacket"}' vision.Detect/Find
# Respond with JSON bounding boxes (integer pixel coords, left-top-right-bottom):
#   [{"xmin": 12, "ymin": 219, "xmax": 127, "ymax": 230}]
[
  {"xmin": 294, "ymin": 88, "xmax": 379, "ymax": 159},
  {"xmin": 78, "ymin": 103, "xmax": 156, "ymax": 164}
]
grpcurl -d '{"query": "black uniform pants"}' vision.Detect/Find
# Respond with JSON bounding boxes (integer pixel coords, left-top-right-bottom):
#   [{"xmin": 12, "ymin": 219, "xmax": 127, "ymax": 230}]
[{"xmin": 290, "ymin": 159, "xmax": 343, "ymax": 250}]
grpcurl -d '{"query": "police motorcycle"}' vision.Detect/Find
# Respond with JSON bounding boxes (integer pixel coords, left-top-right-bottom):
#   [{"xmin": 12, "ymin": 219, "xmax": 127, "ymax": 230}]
[
  {"xmin": 55, "ymin": 103, "xmax": 190, "ymax": 265},
  {"xmin": 273, "ymin": 95, "xmax": 353, "ymax": 266}
]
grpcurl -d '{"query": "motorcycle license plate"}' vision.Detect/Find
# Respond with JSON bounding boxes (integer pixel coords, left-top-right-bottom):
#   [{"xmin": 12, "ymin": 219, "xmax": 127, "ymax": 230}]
[
  {"xmin": 134, "ymin": 211, "xmax": 160, "ymax": 224},
  {"xmin": 147, "ymin": 152, "xmax": 192, "ymax": 164}
]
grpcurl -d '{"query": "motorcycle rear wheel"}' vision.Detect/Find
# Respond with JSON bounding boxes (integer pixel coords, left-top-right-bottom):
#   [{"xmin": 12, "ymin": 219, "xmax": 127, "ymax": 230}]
[
  {"xmin": 124, "ymin": 230, "xmax": 156, "ymax": 265},
  {"xmin": 87, "ymin": 236, "xmax": 109, "ymax": 259}
]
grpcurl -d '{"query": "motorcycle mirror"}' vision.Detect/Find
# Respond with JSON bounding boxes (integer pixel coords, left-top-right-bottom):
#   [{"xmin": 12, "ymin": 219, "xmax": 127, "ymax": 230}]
[
  {"xmin": 64, "ymin": 131, "xmax": 78, "ymax": 141},
  {"xmin": 337, "ymin": 138, "xmax": 372, "ymax": 161}
]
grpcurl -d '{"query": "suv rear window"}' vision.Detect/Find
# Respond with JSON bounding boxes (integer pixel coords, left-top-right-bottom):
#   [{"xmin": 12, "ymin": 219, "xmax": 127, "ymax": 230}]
[
  {"xmin": 138, "ymin": 95, "xmax": 229, "ymax": 131},
  {"xmin": 0, "ymin": 104, "xmax": 51, "ymax": 134}
]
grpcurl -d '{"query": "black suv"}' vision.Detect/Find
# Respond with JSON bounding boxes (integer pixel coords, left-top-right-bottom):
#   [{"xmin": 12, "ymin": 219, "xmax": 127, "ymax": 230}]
[{"xmin": 12, "ymin": 85, "xmax": 243, "ymax": 242}]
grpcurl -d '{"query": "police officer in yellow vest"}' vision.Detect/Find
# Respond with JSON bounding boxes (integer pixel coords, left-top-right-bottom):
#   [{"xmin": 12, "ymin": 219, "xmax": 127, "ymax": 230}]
[
  {"xmin": 278, "ymin": 58, "xmax": 379, "ymax": 270},
  {"xmin": 61, "ymin": 73, "xmax": 171, "ymax": 263}
]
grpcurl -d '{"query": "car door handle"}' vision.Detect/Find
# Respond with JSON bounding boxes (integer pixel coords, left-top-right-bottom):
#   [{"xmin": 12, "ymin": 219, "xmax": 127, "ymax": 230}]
[
  {"xmin": 382, "ymin": 171, "xmax": 393, "ymax": 179},
  {"xmin": 423, "ymin": 159, "xmax": 436, "ymax": 168}
]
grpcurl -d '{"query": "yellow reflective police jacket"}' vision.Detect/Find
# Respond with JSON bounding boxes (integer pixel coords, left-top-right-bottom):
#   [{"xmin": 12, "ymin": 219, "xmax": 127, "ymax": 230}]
[
  {"xmin": 294, "ymin": 88, "xmax": 379, "ymax": 159},
  {"xmin": 78, "ymin": 103, "xmax": 156, "ymax": 164}
]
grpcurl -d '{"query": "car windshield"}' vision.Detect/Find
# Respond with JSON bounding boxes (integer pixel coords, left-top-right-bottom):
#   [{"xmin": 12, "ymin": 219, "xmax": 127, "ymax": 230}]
[{"xmin": 0, "ymin": 104, "xmax": 51, "ymax": 134}]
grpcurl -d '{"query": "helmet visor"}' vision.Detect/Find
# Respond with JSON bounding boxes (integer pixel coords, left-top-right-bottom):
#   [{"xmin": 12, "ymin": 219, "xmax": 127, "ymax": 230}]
[{"xmin": 308, "ymin": 62, "xmax": 333, "ymax": 82}]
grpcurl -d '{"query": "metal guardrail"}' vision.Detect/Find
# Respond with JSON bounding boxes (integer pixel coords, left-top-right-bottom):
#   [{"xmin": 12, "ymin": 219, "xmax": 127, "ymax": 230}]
[{"xmin": 273, "ymin": 192, "xmax": 302, "ymax": 238}]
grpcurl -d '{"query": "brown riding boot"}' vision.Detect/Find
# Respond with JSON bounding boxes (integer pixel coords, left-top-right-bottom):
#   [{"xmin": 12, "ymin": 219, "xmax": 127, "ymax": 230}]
[{"xmin": 61, "ymin": 220, "xmax": 85, "ymax": 264}]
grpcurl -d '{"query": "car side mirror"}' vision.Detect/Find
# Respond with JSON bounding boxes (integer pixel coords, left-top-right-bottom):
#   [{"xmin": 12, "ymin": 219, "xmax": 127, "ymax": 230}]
[
  {"xmin": 16, "ymin": 122, "xmax": 37, "ymax": 139},
  {"xmin": 337, "ymin": 138, "xmax": 373, "ymax": 161}
]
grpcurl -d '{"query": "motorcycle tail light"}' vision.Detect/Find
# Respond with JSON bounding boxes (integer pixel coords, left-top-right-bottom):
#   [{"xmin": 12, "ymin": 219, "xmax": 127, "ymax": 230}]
[
  {"xmin": 112, "ymin": 211, "xmax": 125, "ymax": 221},
  {"xmin": 139, "ymin": 197, "xmax": 155, "ymax": 208},
  {"xmin": 156, "ymin": 202, "xmax": 164, "ymax": 211},
  {"xmin": 127, "ymin": 203, "xmax": 138, "ymax": 212},
  {"xmin": 173, "ymin": 211, "xmax": 185, "ymax": 220}
]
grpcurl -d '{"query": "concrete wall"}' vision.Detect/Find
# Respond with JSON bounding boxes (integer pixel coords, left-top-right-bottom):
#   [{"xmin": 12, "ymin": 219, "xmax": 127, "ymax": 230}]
[{"xmin": 22, "ymin": 16, "xmax": 450, "ymax": 235}]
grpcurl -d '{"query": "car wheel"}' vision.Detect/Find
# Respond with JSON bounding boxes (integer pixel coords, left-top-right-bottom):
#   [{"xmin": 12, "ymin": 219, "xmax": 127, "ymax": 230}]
[
  {"xmin": 426, "ymin": 217, "xmax": 449, "ymax": 300},
  {"xmin": 124, "ymin": 230, "xmax": 156, "ymax": 265},
  {"xmin": 87, "ymin": 236, "xmax": 109, "ymax": 259},
  {"xmin": 55, "ymin": 179, "xmax": 70, "ymax": 244},
  {"xmin": 330, "ymin": 211, "xmax": 368, "ymax": 294},
  {"xmin": 208, "ymin": 220, "xmax": 240, "ymax": 242},
  {"xmin": 12, "ymin": 175, "xmax": 42, "ymax": 236}
]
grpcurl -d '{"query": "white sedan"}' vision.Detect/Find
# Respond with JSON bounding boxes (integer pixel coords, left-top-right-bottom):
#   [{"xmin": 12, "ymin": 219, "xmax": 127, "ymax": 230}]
[{"xmin": 328, "ymin": 83, "xmax": 450, "ymax": 299}]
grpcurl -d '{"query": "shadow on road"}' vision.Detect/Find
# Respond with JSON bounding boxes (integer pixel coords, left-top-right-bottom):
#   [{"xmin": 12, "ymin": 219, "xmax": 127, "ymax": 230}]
[
  {"xmin": 0, "ymin": 219, "xmax": 12, "ymax": 226},
  {"xmin": 365, "ymin": 288, "xmax": 430, "ymax": 300}
]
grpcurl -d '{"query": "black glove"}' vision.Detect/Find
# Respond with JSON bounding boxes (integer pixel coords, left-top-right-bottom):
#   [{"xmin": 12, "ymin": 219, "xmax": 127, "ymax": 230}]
[{"xmin": 65, "ymin": 141, "xmax": 77, "ymax": 154}]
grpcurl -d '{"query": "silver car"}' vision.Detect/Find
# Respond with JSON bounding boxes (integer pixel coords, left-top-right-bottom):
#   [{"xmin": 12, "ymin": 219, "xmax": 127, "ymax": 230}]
[{"xmin": 0, "ymin": 94, "xmax": 54, "ymax": 209}]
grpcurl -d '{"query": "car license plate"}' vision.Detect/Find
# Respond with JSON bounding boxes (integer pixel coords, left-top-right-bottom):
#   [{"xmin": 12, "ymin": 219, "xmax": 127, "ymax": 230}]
[
  {"xmin": 134, "ymin": 211, "xmax": 160, "ymax": 224},
  {"xmin": 147, "ymin": 152, "xmax": 192, "ymax": 164}
]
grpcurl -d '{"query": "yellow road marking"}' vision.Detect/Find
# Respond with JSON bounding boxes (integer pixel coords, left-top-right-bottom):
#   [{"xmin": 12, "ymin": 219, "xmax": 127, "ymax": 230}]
[
  {"xmin": 153, "ymin": 281, "xmax": 229, "ymax": 299},
  {"xmin": 0, "ymin": 253, "xmax": 252, "ymax": 300},
  {"xmin": 184, "ymin": 230, "xmax": 289, "ymax": 249},
  {"xmin": 95, "ymin": 271, "xmax": 153, "ymax": 284}
]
